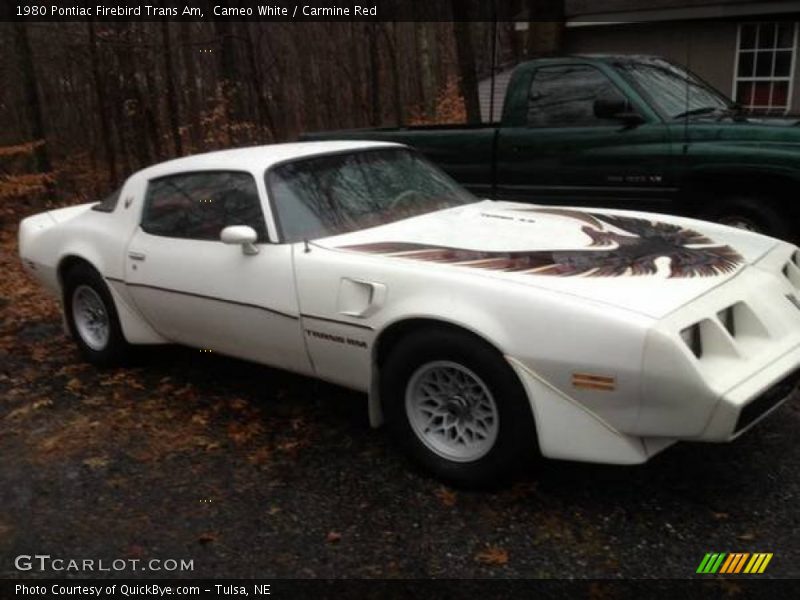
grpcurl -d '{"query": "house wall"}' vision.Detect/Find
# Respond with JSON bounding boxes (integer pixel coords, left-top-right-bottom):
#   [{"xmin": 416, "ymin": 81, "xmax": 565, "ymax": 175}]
[{"xmin": 564, "ymin": 19, "xmax": 800, "ymax": 114}]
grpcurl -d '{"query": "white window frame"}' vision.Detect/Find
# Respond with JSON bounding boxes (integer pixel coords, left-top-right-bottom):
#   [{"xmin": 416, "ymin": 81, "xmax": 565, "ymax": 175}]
[{"xmin": 733, "ymin": 22, "xmax": 798, "ymax": 114}]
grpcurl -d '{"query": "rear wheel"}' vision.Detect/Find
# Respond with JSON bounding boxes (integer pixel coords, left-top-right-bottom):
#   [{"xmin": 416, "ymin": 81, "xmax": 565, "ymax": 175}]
[
  {"xmin": 63, "ymin": 263, "xmax": 131, "ymax": 367},
  {"xmin": 380, "ymin": 327, "xmax": 537, "ymax": 488}
]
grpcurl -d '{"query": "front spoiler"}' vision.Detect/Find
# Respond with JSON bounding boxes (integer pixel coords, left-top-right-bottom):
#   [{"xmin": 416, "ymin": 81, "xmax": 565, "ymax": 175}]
[{"xmin": 698, "ymin": 343, "xmax": 800, "ymax": 442}]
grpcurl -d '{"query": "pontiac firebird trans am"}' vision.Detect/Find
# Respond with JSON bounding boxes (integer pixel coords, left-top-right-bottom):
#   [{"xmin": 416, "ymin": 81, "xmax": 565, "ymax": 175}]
[{"xmin": 18, "ymin": 141, "xmax": 800, "ymax": 485}]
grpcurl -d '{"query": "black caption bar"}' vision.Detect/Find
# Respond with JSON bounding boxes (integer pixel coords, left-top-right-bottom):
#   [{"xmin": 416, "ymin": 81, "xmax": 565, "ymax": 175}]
[
  {"xmin": 2, "ymin": 579, "xmax": 793, "ymax": 599},
  {"xmin": 2, "ymin": 0, "xmax": 563, "ymax": 23}
]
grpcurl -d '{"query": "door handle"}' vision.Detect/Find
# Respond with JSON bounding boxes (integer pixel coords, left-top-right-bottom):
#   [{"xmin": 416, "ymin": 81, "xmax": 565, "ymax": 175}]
[{"xmin": 128, "ymin": 251, "xmax": 146, "ymax": 261}]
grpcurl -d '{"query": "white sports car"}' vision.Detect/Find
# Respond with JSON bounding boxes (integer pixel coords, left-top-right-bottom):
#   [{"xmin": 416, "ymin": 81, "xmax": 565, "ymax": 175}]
[{"xmin": 18, "ymin": 141, "xmax": 800, "ymax": 485}]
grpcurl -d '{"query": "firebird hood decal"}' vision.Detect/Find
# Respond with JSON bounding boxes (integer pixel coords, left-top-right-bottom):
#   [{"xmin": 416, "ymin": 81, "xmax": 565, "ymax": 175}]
[{"xmin": 341, "ymin": 209, "xmax": 744, "ymax": 278}]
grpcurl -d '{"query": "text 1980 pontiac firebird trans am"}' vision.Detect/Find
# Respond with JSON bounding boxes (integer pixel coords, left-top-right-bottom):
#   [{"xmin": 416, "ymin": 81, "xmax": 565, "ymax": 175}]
[{"xmin": 18, "ymin": 141, "xmax": 800, "ymax": 485}]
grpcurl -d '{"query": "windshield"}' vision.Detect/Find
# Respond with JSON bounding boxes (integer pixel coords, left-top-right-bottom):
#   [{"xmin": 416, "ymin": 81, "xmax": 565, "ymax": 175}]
[
  {"xmin": 616, "ymin": 58, "xmax": 732, "ymax": 119},
  {"xmin": 267, "ymin": 148, "xmax": 476, "ymax": 242}
]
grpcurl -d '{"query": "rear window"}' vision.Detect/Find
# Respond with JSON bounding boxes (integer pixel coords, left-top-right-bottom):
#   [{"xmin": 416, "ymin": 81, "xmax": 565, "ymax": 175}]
[{"xmin": 92, "ymin": 187, "xmax": 122, "ymax": 213}]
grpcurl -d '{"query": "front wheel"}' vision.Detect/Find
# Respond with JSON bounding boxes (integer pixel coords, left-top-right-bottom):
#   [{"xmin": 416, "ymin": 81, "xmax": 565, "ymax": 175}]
[
  {"xmin": 63, "ymin": 263, "xmax": 131, "ymax": 367},
  {"xmin": 380, "ymin": 328, "xmax": 537, "ymax": 488}
]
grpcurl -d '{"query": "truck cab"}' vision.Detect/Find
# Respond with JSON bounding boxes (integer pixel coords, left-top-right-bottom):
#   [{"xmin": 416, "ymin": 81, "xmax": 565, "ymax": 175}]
[{"xmin": 304, "ymin": 55, "xmax": 800, "ymax": 241}]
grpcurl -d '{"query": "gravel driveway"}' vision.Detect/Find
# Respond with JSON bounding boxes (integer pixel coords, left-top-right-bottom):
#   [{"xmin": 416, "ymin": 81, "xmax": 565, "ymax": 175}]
[{"xmin": 1, "ymin": 225, "xmax": 798, "ymax": 581}]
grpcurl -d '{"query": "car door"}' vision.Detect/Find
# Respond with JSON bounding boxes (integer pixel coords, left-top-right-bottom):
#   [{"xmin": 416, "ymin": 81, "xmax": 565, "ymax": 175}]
[
  {"xmin": 495, "ymin": 63, "xmax": 675, "ymax": 208},
  {"xmin": 124, "ymin": 170, "xmax": 312, "ymax": 375}
]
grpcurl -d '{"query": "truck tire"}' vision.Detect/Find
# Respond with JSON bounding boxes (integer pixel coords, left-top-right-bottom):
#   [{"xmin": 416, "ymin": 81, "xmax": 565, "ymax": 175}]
[
  {"xmin": 63, "ymin": 263, "xmax": 131, "ymax": 367},
  {"xmin": 705, "ymin": 196, "xmax": 793, "ymax": 241},
  {"xmin": 380, "ymin": 327, "xmax": 537, "ymax": 488}
]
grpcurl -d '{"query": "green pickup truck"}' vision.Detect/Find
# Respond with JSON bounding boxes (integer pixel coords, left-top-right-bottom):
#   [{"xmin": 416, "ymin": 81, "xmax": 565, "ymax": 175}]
[{"xmin": 302, "ymin": 55, "xmax": 800, "ymax": 241}]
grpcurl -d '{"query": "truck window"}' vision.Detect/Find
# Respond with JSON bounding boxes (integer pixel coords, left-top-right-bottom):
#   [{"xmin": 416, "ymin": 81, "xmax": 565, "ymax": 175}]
[
  {"xmin": 527, "ymin": 65, "xmax": 619, "ymax": 128},
  {"xmin": 617, "ymin": 59, "xmax": 730, "ymax": 119}
]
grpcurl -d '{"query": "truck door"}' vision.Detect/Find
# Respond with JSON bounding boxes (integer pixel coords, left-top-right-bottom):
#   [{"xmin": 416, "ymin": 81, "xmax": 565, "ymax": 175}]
[{"xmin": 495, "ymin": 63, "xmax": 674, "ymax": 208}]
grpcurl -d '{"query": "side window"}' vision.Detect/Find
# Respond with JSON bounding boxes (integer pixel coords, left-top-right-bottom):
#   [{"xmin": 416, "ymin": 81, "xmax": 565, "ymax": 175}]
[
  {"xmin": 142, "ymin": 172, "xmax": 268, "ymax": 241},
  {"xmin": 527, "ymin": 65, "xmax": 620, "ymax": 127}
]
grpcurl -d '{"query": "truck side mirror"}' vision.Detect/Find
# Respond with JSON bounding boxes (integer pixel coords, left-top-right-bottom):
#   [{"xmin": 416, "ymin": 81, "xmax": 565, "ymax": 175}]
[{"xmin": 593, "ymin": 90, "xmax": 645, "ymax": 126}]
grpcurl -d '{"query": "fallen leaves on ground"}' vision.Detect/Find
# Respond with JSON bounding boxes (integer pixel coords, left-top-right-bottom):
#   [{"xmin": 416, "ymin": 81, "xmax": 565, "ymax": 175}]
[
  {"xmin": 474, "ymin": 544, "xmax": 509, "ymax": 566},
  {"xmin": 4, "ymin": 398, "xmax": 52, "ymax": 420},
  {"xmin": 197, "ymin": 532, "xmax": 218, "ymax": 545},
  {"xmin": 326, "ymin": 531, "xmax": 342, "ymax": 544},
  {"xmin": 82, "ymin": 456, "xmax": 110, "ymax": 470},
  {"xmin": 247, "ymin": 447, "xmax": 271, "ymax": 465},
  {"xmin": 1, "ymin": 210, "xmax": 320, "ymax": 519},
  {"xmin": 434, "ymin": 486, "xmax": 457, "ymax": 507}
]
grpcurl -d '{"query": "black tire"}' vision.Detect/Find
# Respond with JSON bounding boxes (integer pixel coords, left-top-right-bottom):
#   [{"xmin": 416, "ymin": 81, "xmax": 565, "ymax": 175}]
[
  {"xmin": 704, "ymin": 196, "xmax": 793, "ymax": 241},
  {"xmin": 380, "ymin": 327, "xmax": 537, "ymax": 488},
  {"xmin": 63, "ymin": 263, "xmax": 131, "ymax": 367}
]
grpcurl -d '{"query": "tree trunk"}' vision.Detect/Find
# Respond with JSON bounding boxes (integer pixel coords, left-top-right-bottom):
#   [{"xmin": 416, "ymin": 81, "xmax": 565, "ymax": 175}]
[
  {"xmin": 347, "ymin": 23, "xmax": 364, "ymax": 127},
  {"xmin": 504, "ymin": 21, "xmax": 522, "ymax": 65},
  {"xmin": 449, "ymin": 5, "xmax": 481, "ymax": 124},
  {"xmin": 13, "ymin": 22, "xmax": 51, "ymax": 173},
  {"xmin": 367, "ymin": 24, "xmax": 382, "ymax": 126},
  {"xmin": 417, "ymin": 23, "xmax": 437, "ymax": 118},
  {"xmin": 526, "ymin": 1, "xmax": 565, "ymax": 57},
  {"xmin": 140, "ymin": 36, "xmax": 164, "ymax": 162},
  {"xmin": 244, "ymin": 23, "xmax": 275, "ymax": 140},
  {"xmin": 179, "ymin": 24, "xmax": 203, "ymax": 152},
  {"xmin": 116, "ymin": 23, "xmax": 152, "ymax": 168},
  {"xmin": 213, "ymin": 19, "xmax": 239, "ymax": 144},
  {"xmin": 161, "ymin": 21, "xmax": 183, "ymax": 156},
  {"xmin": 381, "ymin": 24, "xmax": 404, "ymax": 127},
  {"xmin": 88, "ymin": 20, "xmax": 117, "ymax": 187}
]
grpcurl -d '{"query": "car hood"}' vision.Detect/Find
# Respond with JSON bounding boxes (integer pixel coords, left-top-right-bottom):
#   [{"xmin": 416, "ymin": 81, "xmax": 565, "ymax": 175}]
[{"xmin": 319, "ymin": 200, "xmax": 780, "ymax": 319}]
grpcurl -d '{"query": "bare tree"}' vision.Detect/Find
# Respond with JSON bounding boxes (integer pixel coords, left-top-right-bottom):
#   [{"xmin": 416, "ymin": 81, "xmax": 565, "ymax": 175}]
[
  {"xmin": 1, "ymin": 19, "xmax": 522, "ymax": 205},
  {"xmin": 12, "ymin": 23, "xmax": 51, "ymax": 173},
  {"xmin": 87, "ymin": 20, "xmax": 118, "ymax": 186},
  {"xmin": 450, "ymin": 3, "xmax": 481, "ymax": 123},
  {"xmin": 161, "ymin": 21, "xmax": 183, "ymax": 156}
]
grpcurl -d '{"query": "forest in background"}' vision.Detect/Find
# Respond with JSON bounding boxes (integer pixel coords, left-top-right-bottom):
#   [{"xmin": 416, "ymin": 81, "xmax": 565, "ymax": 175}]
[{"xmin": 0, "ymin": 6, "xmax": 565, "ymax": 214}]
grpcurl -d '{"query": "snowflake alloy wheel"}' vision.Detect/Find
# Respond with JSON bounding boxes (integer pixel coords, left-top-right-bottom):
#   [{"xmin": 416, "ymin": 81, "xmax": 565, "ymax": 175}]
[{"xmin": 405, "ymin": 360, "xmax": 499, "ymax": 462}]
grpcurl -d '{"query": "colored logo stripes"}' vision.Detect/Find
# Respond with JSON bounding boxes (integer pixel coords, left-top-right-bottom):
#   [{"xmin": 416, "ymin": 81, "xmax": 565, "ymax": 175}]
[{"xmin": 696, "ymin": 553, "xmax": 773, "ymax": 574}]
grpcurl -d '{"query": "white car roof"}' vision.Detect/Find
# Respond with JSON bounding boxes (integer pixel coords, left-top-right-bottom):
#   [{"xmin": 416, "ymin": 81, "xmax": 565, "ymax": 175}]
[{"xmin": 133, "ymin": 140, "xmax": 403, "ymax": 181}]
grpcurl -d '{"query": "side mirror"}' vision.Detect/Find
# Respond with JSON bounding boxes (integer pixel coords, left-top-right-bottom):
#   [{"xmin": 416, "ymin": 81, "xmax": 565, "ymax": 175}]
[
  {"xmin": 593, "ymin": 90, "xmax": 645, "ymax": 126},
  {"xmin": 220, "ymin": 225, "xmax": 259, "ymax": 255}
]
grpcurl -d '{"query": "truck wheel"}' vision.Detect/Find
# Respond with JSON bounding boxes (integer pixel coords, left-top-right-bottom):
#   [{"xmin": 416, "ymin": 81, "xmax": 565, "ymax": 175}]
[
  {"xmin": 63, "ymin": 263, "xmax": 131, "ymax": 367},
  {"xmin": 705, "ymin": 196, "xmax": 792, "ymax": 240},
  {"xmin": 380, "ymin": 327, "xmax": 537, "ymax": 488}
]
